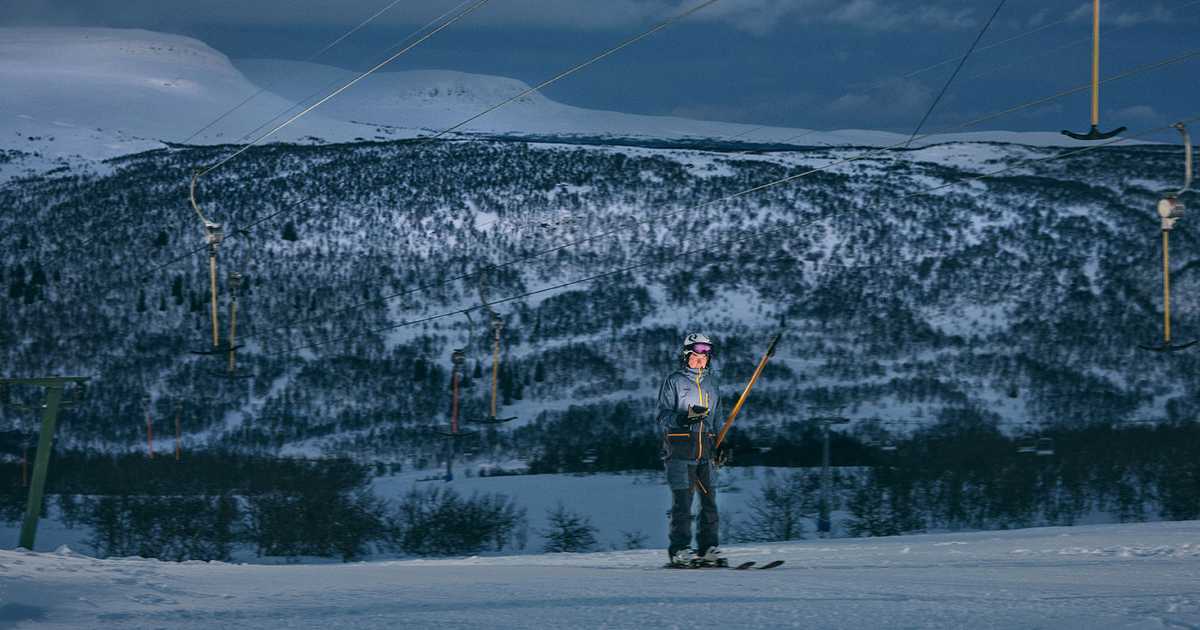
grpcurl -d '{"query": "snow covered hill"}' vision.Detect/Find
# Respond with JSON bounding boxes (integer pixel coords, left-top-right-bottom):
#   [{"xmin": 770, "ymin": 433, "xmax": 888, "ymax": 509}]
[
  {"xmin": 4, "ymin": 135, "xmax": 1194, "ymax": 458},
  {"xmin": 3, "ymin": 520, "xmax": 1198, "ymax": 629},
  {"xmin": 0, "ymin": 28, "xmax": 376, "ymax": 151},
  {"xmin": 0, "ymin": 27, "xmax": 1148, "ymax": 162}
]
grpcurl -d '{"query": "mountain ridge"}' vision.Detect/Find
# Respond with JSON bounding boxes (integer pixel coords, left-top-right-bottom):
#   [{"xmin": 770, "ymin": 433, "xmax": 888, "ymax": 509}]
[{"xmin": 0, "ymin": 26, "xmax": 1155, "ymax": 163}]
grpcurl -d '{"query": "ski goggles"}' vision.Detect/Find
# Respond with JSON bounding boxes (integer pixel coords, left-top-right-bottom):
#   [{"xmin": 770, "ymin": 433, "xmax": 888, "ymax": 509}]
[{"xmin": 687, "ymin": 343, "xmax": 713, "ymax": 355}]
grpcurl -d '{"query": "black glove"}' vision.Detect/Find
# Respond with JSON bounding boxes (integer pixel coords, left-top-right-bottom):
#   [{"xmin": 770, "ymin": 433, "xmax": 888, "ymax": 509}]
[
  {"xmin": 687, "ymin": 405, "xmax": 709, "ymax": 421},
  {"xmin": 715, "ymin": 442, "xmax": 732, "ymax": 467}
]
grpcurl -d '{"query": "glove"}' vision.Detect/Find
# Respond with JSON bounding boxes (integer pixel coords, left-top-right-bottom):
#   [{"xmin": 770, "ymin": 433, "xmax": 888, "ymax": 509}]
[
  {"xmin": 687, "ymin": 405, "xmax": 709, "ymax": 421},
  {"xmin": 715, "ymin": 442, "xmax": 732, "ymax": 467}
]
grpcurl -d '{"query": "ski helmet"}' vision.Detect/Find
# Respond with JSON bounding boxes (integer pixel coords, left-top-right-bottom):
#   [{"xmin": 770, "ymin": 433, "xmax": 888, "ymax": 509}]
[{"xmin": 681, "ymin": 332, "xmax": 714, "ymax": 362}]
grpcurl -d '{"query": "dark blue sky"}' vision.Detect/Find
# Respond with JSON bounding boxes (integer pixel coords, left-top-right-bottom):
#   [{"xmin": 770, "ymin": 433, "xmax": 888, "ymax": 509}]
[{"xmin": 5, "ymin": 0, "xmax": 1198, "ymax": 134}]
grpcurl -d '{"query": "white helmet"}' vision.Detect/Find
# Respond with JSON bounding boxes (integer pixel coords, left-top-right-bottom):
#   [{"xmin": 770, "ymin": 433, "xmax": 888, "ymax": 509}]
[{"xmin": 681, "ymin": 332, "xmax": 714, "ymax": 361}]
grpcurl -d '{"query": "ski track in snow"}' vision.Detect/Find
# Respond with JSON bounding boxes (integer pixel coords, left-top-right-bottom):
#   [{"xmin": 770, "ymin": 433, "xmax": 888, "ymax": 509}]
[{"xmin": 1, "ymin": 521, "xmax": 1198, "ymax": 629}]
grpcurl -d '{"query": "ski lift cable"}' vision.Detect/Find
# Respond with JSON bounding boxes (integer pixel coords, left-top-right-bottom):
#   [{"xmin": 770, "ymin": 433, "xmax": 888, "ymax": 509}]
[
  {"xmin": 194, "ymin": 0, "xmax": 494, "ymax": 180},
  {"xmin": 231, "ymin": 0, "xmax": 478, "ymax": 145},
  {"xmin": 712, "ymin": 2, "xmax": 1077, "ymax": 147},
  {"xmin": 265, "ymin": 116, "xmax": 1195, "ymax": 358},
  {"xmin": 725, "ymin": 0, "xmax": 1200, "ymax": 152},
  {"xmin": 197, "ymin": 0, "xmax": 717, "ymax": 179},
  {"xmin": 867, "ymin": 0, "xmax": 1200, "ymax": 91},
  {"xmin": 964, "ymin": 0, "xmax": 1200, "ymax": 84},
  {"xmin": 216, "ymin": 0, "xmax": 719, "ymax": 221},
  {"xmin": 700, "ymin": 0, "xmax": 1128, "ymax": 148},
  {"xmin": 420, "ymin": 0, "xmax": 722, "ymax": 143},
  {"xmin": 892, "ymin": 9, "xmax": 1069, "ymax": 84},
  {"xmin": 181, "ymin": 0, "xmax": 418, "ymax": 145},
  {"xmin": 235, "ymin": 48, "xmax": 1200, "ymax": 344},
  {"xmin": 904, "ymin": 0, "xmax": 1008, "ymax": 148}
]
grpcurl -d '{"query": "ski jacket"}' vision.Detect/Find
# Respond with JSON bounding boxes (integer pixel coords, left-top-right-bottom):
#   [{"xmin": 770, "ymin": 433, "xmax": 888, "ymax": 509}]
[{"xmin": 656, "ymin": 366, "xmax": 721, "ymax": 463}]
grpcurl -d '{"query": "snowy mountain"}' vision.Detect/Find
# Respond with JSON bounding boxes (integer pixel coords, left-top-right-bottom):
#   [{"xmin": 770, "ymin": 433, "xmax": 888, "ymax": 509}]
[
  {"xmin": 0, "ymin": 27, "xmax": 1149, "ymax": 160},
  {"xmin": 4, "ymin": 519, "xmax": 1199, "ymax": 628},
  {"xmin": 0, "ymin": 28, "xmax": 377, "ymax": 151}
]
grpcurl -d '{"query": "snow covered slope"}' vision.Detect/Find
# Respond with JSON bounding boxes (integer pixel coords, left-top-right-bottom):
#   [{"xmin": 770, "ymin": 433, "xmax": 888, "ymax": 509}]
[
  {"xmin": 0, "ymin": 28, "xmax": 375, "ymax": 149},
  {"xmin": 235, "ymin": 59, "xmax": 809, "ymax": 142},
  {"xmin": 0, "ymin": 27, "xmax": 1146, "ymax": 161},
  {"xmin": 235, "ymin": 58, "xmax": 1145, "ymax": 148},
  {"xmin": 3, "ymin": 520, "xmax": 1198, "ymax": 629}
]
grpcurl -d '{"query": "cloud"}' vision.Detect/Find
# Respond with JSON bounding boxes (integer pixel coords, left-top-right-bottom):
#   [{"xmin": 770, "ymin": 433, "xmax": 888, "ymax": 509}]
[
  {"xmin": 1110, "ymin": 104, "xmax": 1163, "ymax": 125},
  {"xmin": 1023, "ymin": 8, "xmax": 1051, "ymax": 28},
  {"xmin": 825, "ymin": 0, "xmax": 975, "ymax": 31},
  {"xmin": 693, "ymin": 0, "xmax": 980, "ymax": 35},
  {"xmin": 668, "ymin": 90, "xmax": 820, "ymax": 125},
  {"xmin": 1067, "ymin": 2, "xmax": 1178, "ymax": 27},
  {"xmin": 826, "ymin": 77, "xmax": 933, "ymax": 123}
]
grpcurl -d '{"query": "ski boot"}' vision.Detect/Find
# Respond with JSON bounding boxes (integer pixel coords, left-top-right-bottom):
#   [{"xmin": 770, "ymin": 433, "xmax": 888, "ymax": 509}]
[
  {"xmin": 696, "ymin": 547, "xmax": 727, "ymax": 568},
  {"xmin": 668, "ymin": 548, "xmax": 698, "ymax": 568}
]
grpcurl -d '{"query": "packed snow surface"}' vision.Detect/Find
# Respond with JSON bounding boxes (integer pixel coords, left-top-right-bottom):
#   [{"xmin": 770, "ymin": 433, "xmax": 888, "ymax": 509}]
[{"xmin": 2, "ymin": 520, "xmax": 1198, "ymax": 629}]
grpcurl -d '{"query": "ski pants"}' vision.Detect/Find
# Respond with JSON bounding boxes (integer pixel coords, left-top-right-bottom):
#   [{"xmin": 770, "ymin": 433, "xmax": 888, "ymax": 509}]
[{"xmin": 666, "ymin": 459, "xmax": 718, "ymax": 554}]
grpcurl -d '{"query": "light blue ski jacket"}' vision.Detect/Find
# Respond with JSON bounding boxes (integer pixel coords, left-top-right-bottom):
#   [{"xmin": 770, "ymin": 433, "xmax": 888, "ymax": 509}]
[{"xmin": 656, "ymin": 366, "xmax": 721, "ymax": 464}]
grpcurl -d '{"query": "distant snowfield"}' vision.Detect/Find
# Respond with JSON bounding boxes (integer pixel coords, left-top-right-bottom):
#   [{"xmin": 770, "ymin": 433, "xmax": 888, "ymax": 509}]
[
  {"xmin": 0, "ymin": 27, "xmax": 381, "ymax": 152},
  {"xmin": 2, "ymin": 520, "xmax": 1197, "ymax": 629},
  {"xmin": 0, "ymin": 26, "xmax": 1154, "ymax": 167}
]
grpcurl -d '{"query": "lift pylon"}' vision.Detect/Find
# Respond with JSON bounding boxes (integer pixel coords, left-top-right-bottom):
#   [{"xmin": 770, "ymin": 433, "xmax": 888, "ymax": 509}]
[{"xmin": 0, "ymin": 377, "xmax": 88, "ymax": 550}]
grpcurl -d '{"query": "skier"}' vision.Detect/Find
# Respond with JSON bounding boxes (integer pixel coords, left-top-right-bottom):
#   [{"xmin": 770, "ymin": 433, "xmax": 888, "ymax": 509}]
[{"xmin": 657, "ymin": 332, "xmax": 729, "ymax": 567}]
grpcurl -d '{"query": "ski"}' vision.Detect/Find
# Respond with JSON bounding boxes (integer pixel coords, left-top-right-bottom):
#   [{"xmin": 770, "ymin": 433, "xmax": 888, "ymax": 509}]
[{"xmin": 663, "ymin": 560, "xmax": 778, "ymax": 570}]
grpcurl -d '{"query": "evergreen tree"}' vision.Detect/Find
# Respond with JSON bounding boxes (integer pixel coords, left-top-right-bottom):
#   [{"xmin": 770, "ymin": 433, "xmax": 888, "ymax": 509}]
[
  {"xmin": 29, "ymin": 262, "xmax": 46, "ymax": 287},
  {"xmin": 8, "ymin": 265, "xmax": 24, "ymax": 300},
  {"xmin": 541, "ymin": 502, "xmax": 597, "ymax": 553},
  {"xmin": 845, "ymin": 470, "xmax": 897, "ymax": 537},
  {"xmin": 281, "ymin": 221, "xmax": 299, "ymax": 241}
]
